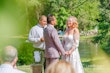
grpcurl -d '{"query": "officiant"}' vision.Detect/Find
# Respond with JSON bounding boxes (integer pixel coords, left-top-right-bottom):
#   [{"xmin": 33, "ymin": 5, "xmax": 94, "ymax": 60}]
[{"xmin": 28, "ymin": 15, "xmax": 47, "ymax": 73}]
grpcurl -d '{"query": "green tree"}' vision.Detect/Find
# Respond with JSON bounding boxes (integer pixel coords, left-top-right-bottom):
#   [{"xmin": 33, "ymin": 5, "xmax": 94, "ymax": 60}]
[
  {"xmin": 73, "ymin": 0, "xmax": 100, "ymax": 31},
  {"xmin": 45, "ymin": 0, "xmax": 100, "ymax": 31},
  {"xmin": 93, "ymin": 0, "xmax": 110, "ymax": 55}
]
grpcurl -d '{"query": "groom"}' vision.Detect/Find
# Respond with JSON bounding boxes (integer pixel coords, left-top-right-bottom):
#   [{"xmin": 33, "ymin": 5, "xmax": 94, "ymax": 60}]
[{"xmin": 44, "ymin": 14, "xmax": 67, "ymax": 67}]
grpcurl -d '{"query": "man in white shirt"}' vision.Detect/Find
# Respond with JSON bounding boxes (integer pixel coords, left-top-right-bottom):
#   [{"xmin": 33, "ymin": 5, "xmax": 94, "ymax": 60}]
[
  {"xmin": 0, "ymin": 46, "xmax": 26, "ymax": 73},
  {"xmin": 28, "ymin": 15, "xmax": 47, "ymax": 73}
]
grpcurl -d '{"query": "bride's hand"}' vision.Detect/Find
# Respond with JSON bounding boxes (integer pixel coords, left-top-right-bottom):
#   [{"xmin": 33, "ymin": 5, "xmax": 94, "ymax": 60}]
[
  {"xmin": 65, "ymin": 51, "xmax": 69, "ymax": 56},
  {"xmin": 65, "ymin": 51, "xmax": 68, "ymax": 56},
  {"xmin": 68, "ymin": 50, "xmax": 73, "ymax": 55}
]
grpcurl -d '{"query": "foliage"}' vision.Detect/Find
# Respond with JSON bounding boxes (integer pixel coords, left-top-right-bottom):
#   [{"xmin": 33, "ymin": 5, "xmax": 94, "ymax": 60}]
[
  {"xmin": 0, "ymin": 0, "xmax": 49, "ymax": 34},
  {"xmin": 93, "ymin": 0, "xmax": 110, "ymax": 55},
  {"xmin": 16, "ymin": 0, "xmax": 49, "ymax": 32},
  {"xmin": 17, "ymin": 42, "xmax": 35, "ymax": 65},
  {"xmin": 45, "ymin": 0, "xmax": 100, "ymax": 31},
  {"xmin": 1, "ymin": 0, "xmax": 100, "ymax": 32},
  {"xmin": 74, "ymin": 0, "xmax": 100, "ymax": 31},
  {"xmin": 45, "ymin": 0, "xmax": 71, "ymax": 30},
  {"xmin": 25, "ymin": 0, "xmax": 49, "ymax": 32},
  {"xmin": 1, "ymin": 0, "xmax": 110, "ymax": 65}
]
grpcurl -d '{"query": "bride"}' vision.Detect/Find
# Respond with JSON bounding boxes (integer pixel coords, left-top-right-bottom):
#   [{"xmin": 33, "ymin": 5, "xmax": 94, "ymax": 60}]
[{"xmin": 62, "ymin": 16, "xmax": 84, "ymax": 73}]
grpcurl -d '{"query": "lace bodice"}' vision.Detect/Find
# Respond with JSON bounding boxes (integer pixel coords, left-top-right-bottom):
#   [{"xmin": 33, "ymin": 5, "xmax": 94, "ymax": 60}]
[
  {"xmin": 62, "ymin": 34, "xmax": 84, "ymax": 73},
  {"xmin": 63, "ymin": 35, "xmax": 74, "ymax": 51},
  {"xmin": 62, "ymin": 34, "xmax": 79, "ymax": 51}
]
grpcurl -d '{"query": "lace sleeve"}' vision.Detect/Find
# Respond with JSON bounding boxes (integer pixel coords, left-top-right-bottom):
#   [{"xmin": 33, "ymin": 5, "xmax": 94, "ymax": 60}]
[{"xmin": 72, "ymin": 28, "xmax": 80, "ymax": 49}]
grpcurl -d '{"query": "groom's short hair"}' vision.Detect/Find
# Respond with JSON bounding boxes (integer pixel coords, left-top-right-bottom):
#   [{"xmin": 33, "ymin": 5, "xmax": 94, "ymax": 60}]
[{"xmin": 47, "ymin": 14, "xmax": 55, "ymax": 24}]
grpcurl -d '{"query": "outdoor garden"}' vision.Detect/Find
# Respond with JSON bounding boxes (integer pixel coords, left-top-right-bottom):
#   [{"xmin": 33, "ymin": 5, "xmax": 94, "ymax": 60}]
[{"xmin": 0, "ymin": 0, "xmax": 110, "ymax": 73}]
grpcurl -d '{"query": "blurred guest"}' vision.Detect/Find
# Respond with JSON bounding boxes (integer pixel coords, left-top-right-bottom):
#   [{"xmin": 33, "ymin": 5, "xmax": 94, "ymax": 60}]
[
  {"xmin": 0, "ymin": 46, "xmax": 26, "ymax": 73},
  {"xmin": 45, "ymin": 60, "xmax": 74, "ymax": 73}
]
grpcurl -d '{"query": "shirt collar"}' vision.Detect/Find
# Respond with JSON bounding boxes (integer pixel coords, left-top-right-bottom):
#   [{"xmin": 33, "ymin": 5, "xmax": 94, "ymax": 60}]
[
  {"xmin": 37, "ymin": 24, "xmax": 44, "ymax": 28},
  {"xmin": 37, "ymin": 24, "xmax": 47, "ymax": 28}
]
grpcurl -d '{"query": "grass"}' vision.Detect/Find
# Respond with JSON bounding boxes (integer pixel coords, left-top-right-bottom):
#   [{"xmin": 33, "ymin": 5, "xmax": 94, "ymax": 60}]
[
  {"xmin": 18, "ymin": 65, "xmax": 32, "ymax": 73},
  {"xmin": 80, "ymin": 35, "xmax": 95, "ymax": 40},
  {"xmin": 18, "ymin": 55, "xmax": 110, "ymax": 73}
]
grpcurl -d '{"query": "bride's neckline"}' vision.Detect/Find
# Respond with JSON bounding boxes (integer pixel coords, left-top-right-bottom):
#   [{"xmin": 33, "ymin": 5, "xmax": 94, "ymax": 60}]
[{"xmin": 64, "ymin": 34, "xmax": 73, "ymax": 36}]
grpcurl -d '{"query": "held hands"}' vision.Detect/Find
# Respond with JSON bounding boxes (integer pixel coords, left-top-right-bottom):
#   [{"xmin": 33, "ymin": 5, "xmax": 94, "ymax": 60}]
[
  {"xmin": 64, "ymin": 51, "xmax": 69, "ymax": 56},
  {"xmin": 65, "ymin": 50, "xmax": 73, "ymax": 56},
  {"xmin": 68, "ymin": 50, "xmax": 73, "ymax": 55}
]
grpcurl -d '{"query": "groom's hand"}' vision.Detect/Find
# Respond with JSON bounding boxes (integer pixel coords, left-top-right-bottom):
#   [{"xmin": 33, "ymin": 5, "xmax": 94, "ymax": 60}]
[
  {"xmin": 59, "ymin": 52, "xmax": 61, "ymax": 55},
  {"xmin": 65, "ymin": 51, "xmax": 69, "ymax": 56},
  {"xmin": 68, "ymin": 50, "xmax": 73, "ymax": 55}
]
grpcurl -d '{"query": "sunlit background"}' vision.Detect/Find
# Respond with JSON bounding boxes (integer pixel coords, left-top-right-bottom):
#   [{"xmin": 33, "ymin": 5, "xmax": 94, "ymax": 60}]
[{"xmin": 0, "ymin": 0, "xmax": 110, "ymax": 73}]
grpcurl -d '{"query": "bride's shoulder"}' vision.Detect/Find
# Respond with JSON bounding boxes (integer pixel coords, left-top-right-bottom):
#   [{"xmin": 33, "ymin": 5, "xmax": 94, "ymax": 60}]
[
  {"xmin": 73, "ymin": 28, "xmax": 79, "ymax": 33},
  {"xmin": 73, "ymin": 28, "xmax": 78, "ymax": 30}
]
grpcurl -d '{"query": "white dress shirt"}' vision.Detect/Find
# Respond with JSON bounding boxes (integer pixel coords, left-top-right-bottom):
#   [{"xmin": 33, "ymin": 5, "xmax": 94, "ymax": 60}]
[
  {"xmin": 0, "ymin": 64, "xmax": 26, "ymax": 73},
  {"xmin": 28, "ymin": 24, "xmax": 47, "ymax": 50}
]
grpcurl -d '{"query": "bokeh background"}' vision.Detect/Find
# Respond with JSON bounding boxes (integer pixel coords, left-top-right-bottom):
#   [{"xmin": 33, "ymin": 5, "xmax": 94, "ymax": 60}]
[{"xmin": 0, "ymin": 0, "xmax": 110, "ymax": 73}]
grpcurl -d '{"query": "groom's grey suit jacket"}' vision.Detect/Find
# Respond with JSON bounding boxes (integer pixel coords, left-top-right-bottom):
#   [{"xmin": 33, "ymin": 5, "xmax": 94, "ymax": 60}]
[{"xmin": 44, "ymin": 24, "xmax": 65, "ymax": 58}]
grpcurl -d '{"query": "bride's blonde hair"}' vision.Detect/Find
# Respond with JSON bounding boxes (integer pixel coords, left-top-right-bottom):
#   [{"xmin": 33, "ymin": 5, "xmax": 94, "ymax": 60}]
[{"xmin": 67, "ymin": 16, "xmax": 78, "ymax": 28}]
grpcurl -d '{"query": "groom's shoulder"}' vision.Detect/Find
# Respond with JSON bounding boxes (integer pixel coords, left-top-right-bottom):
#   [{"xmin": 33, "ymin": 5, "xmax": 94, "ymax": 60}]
[{"xmin": 46, "ymin": 24, "xmax": 54, "ymax": 30}]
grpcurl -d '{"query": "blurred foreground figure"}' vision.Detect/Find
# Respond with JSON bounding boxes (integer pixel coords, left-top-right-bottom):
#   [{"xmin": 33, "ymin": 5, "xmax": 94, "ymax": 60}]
[
  {"xmin": 0, "ymin": 46, "xmax": 26, "ymax": 73},
  {"xmin": 45, "ymin": 60, "xmax": 75, "ymax": 73}
]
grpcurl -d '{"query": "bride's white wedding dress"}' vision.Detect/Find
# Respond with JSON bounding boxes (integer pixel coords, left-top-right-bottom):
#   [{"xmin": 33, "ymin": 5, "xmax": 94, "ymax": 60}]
[{"xmin": 62, "ymin": 34, "xmax": 84, "ymax": 73}]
